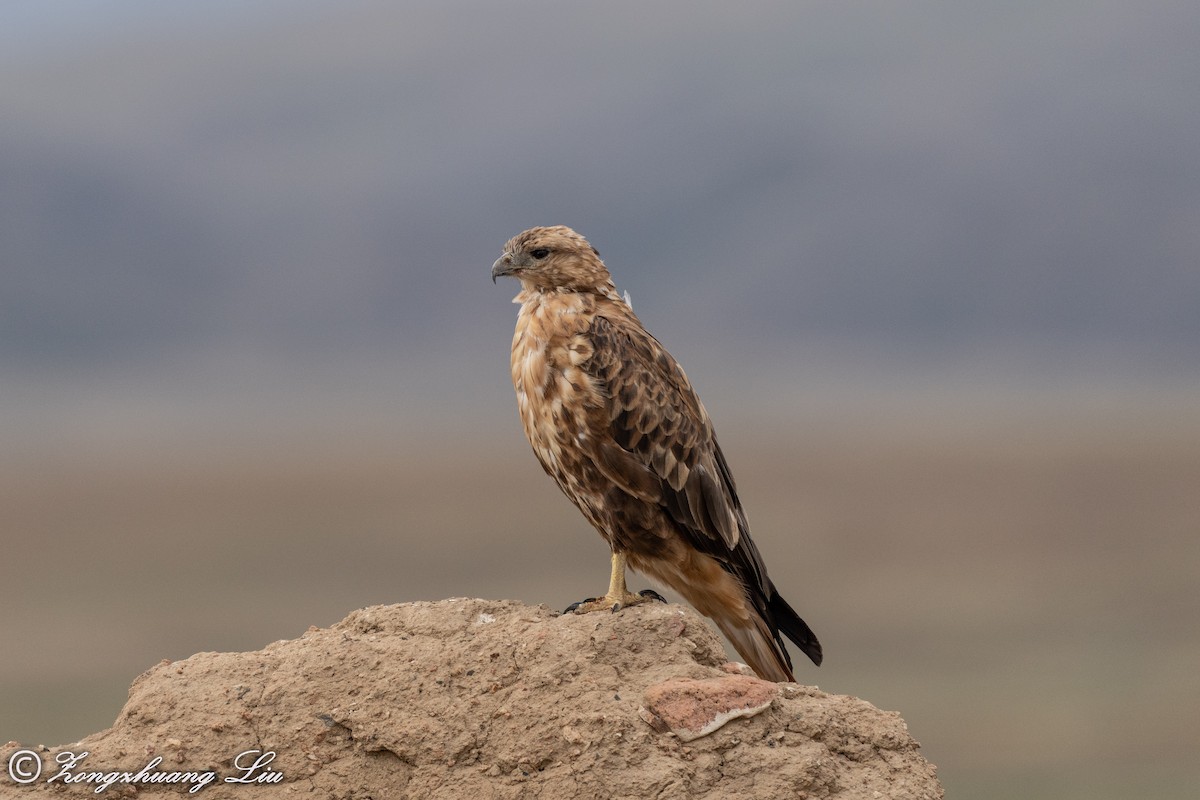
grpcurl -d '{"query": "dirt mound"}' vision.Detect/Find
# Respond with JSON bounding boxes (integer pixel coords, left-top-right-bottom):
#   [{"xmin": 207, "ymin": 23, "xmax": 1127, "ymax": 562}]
[{"xmin": 4, "ymin": 599, "xmax": 941, "ymax": 799}]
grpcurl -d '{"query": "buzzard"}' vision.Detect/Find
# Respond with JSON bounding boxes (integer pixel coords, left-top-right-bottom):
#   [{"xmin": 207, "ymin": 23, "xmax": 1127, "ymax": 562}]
[{"xmin": 492, "ymin": 226, "xmax": 821, "ymax": 681}]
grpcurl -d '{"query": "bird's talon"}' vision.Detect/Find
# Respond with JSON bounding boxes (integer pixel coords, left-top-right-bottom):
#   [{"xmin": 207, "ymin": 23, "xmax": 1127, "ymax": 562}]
[
  {"xmin": 567, "ymin": 589, "xmax": 661, "ymax": 615},
  {"xmin": 639, "ymin": 589, "xmax": 667, "ymax": 603},
  {"xmin": 564, "ymin": 597, "xmax": 600, "ymax": 614}
]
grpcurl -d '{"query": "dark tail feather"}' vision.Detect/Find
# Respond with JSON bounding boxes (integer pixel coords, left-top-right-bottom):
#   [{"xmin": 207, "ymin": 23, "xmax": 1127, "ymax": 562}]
[{"xmin": 769, "ymin": 591, "xmax": 823, "ymax": 667}]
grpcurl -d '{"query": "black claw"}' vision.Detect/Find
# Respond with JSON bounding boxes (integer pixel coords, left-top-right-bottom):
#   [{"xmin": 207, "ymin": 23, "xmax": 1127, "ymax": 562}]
[
  {"xmin": 610, "ymin": 603, "xmax": 621, "ymax": 614},
  {"xmin": 639, "ymin": 589, "xmax": 667, "ymax": 604},
  {"xmin": 564, "ymin": 597, "xmax": 600, "ymax": 614}
]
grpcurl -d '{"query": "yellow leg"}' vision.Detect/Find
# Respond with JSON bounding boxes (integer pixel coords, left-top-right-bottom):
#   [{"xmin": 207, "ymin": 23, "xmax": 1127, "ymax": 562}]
[{"xmin": 565, "ymin": 551, "xmax": 666, "ymax": 614}]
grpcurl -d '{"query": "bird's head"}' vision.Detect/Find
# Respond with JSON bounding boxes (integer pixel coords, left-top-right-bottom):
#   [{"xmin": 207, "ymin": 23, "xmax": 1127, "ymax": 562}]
[{"xmin": 491, "ymin": 226, "xmax": 612, "ymax": 293}]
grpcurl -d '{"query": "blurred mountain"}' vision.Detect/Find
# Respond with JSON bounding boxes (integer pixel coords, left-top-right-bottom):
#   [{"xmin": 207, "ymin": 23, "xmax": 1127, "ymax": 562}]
[{"xmin": 1, "ymin": 0, "xmax": 1197, "ymax": 378}]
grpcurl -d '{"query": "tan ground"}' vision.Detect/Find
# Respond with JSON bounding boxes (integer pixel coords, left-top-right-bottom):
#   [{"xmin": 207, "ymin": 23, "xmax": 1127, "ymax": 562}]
[{"xmin": 1, "ymin": 403, "xmax": 1198, "ymax": 798}]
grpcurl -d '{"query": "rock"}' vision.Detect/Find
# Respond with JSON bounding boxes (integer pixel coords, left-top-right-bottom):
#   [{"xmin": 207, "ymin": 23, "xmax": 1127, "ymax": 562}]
[
  {"xmin": 4, "ymin": 599, "xmax": 942, "ymax": 799},
  {"xmin": 640, "ymin": 675, "xmax": 779, "ymax": 742}
]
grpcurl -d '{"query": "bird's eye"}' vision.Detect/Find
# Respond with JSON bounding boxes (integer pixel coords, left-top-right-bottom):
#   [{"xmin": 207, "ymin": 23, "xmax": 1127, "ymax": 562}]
[{"xmin": 530, "ymin": 248, "xmax": 550, "ymax": 259}]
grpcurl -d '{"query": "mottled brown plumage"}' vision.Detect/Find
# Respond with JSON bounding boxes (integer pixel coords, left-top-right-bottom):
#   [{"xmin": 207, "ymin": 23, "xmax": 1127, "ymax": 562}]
[{"xmin": 492, "ymin": 226, "xmax": 821, "ymax": 681}]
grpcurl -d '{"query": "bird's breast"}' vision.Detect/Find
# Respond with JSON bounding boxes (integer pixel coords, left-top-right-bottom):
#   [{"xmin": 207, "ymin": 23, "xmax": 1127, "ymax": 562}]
[{"xmin": 511, "ymin": 296, "xmax": 604, "ymax": 491}]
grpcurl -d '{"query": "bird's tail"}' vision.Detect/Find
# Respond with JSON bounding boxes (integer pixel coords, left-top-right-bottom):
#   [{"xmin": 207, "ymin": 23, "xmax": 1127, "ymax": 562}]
[
  {"xmin": 632, "ymin": 550, "xmax": 821, "ymax": 682},
  {"xmin": 768, "ymin": 591, "xmax": 823, "ymax": 667},
  {"xmin": 712, "ymin": 614, "xmax": 798, "ymax": 683},
  {"xmin": 710, "ymin": 592, "xmax": 821, "ymax": 683}
]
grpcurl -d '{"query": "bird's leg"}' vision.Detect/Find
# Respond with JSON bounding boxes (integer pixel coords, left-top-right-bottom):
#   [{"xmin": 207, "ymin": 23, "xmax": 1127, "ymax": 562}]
[{"xmin": 564, "ymin": 551, "xmax": 667, "ymax": 614}]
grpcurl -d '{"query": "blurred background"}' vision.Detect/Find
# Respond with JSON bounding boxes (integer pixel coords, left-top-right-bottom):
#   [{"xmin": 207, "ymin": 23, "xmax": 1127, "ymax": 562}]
[{"xmin": 2, "ymin": 1, "xmax": 1198, "ymax": 797}]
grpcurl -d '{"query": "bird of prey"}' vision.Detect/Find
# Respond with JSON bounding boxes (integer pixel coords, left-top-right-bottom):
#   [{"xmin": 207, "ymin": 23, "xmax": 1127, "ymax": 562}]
[{"xmin": 492, "ymin": 226, "xmax": 821, "ymax": 681}]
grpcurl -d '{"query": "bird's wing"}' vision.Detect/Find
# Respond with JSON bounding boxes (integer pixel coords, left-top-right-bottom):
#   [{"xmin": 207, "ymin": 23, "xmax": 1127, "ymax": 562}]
[{"xmin": 582, "ymin": 312, "xmax": 769, "ymax": 596}]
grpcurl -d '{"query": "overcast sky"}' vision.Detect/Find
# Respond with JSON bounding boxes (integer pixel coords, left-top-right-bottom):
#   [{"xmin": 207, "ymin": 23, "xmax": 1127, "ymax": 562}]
[{"xmin": 2, "ymin": 1, "xmax": 1197, "ymax": 433}]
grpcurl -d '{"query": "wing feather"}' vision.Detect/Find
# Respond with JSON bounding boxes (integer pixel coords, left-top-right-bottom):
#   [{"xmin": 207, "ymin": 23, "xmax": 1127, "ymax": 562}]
[
  {"xmin": 583, "ymin": 313, "xmax": 767, "ymax": 592},
  {"xmin": 593, "ymin": 440, "xmax": 661, "ymax": 504}
]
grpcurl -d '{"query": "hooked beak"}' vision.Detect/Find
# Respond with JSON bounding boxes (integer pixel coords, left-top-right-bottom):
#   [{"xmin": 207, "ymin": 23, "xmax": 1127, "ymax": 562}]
[{"xmin": 491, "ymin": 254, "xmax": 516, "ymax": 284}]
